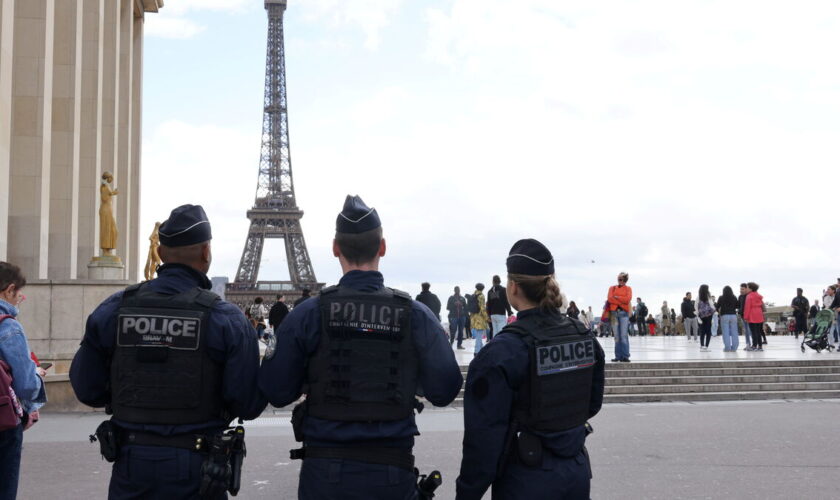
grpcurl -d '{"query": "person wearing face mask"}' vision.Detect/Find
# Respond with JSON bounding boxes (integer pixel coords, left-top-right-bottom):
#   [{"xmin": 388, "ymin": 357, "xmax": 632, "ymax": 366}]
[{"xmin": 0, "ymin": 261, "xmax": 47, "ymax": 499}]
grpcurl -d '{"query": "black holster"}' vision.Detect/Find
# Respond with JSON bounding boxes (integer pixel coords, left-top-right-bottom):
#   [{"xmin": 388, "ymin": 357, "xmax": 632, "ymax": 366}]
[
  {"xmin": 291, "ymin": 401, "xmax": 307, "ymax": 442},
  {"xmin": 515, "ymin": 431, "xmax": 543, "ymax": 468},
  {"xmin": 200, "ymin": 426, "xmax": 246, "ymax": 498},
  {"xmin": 92, "ymin": 420, "xmax": 119, "ymax": 462}
]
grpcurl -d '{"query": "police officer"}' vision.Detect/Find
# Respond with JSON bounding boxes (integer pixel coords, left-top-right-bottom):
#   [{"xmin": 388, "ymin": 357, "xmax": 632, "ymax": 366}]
[
  {"xmin": 258, "ymin": 195, "xmax": 463, "ymax": 499},
  {"xmin": 456, "ymin": 239, "xmax": 605, "ymax": 499},
  {"xmin": 70, "ymin": 204, "xmax": 266, "ymax": 499}
]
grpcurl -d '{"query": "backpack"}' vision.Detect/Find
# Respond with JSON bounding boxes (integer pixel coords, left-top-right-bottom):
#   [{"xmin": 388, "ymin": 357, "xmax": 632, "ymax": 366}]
[
  {"xmin": 487, "ymin": 286, "xmax": 500, "ymax": 302},
  {"xmin": 637, "ymin": 304, "xmax": 648, "ymax": 318},
  {"xmin": 0, "ymin": 315, "xmax": 24, "ymax": 430},
  {"xmin": 466, "ymin": 294, "xmax": 479, "ymax": 314},
  {"xmin": 698, "ymin": 300, "xmax": 714, "ymax": 319}
]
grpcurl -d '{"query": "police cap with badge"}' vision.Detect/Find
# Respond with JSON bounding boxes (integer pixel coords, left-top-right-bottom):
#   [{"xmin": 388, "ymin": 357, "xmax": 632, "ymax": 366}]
[{"xmin": 505, "ymin": 238, "xmax": 596, "ymax": 432}]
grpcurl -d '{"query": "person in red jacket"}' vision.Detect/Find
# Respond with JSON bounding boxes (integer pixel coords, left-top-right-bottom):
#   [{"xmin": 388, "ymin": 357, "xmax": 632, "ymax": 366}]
[
  {"xmin": 607, "ymin": 272, "xmax": 633, "ymax": 362},
  {"xmin": 743, "ymin": 282, "xmax": 765, "ymax": 351}
]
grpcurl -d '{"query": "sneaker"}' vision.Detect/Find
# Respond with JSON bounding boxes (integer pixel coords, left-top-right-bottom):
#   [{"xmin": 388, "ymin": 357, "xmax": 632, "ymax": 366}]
[
  {"xmin": 756, "ymin": 347, "xmax": 763, "ymax": 351},
  {"xmin": 611, "ymin": 358, "xmax": 620, "ymax": 362},
  {"xmin": 745, "ymin": 346, "xmax": 755, "ymax": 351},
  {"xmin": 620, "ymin": 358, "xmax": 631, "ymax": 362},
  {"xmin": 457, "ymin": 346, "xmax": 465, "ymax": 350}
]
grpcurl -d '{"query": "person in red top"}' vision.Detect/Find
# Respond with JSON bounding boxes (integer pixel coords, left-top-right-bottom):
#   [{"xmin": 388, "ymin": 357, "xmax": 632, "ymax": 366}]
[
  {"xmin": 743, "ymin": 282, "xmax": 765, "ymax": 351},
  {"xmin": 607, "ymin": 272, "xmax": 633, "ymax": 362}
]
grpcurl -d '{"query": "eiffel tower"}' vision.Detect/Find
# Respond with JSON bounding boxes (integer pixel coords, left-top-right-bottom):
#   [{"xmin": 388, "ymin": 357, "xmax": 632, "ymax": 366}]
[{"xmin": 226, "ymin": 0, "xmax": 323, "ymax": 307}]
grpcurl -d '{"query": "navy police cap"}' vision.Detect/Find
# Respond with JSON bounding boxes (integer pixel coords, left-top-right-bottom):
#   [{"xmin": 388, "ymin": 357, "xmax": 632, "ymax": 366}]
[
  {"xmin": 506, "ymin": 238, "xmax": 555, "ymax": 276},
  {"xmin": 336, "ymin": 195, "xmax": 381, "ymax": 234},
  {"xmin": 158, "ymin": 204, "xmax": 212, "ymax": 247}
]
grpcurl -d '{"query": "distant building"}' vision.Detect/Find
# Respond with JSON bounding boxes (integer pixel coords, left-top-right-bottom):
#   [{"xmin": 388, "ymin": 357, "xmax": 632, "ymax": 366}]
[{"xmin": 211, "ymin": 276, "xmax": 229, "ymax": 300}]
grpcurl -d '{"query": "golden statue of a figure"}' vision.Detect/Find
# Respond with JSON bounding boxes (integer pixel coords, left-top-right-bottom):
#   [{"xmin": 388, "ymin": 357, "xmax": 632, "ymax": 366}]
[
  {"xmin": 99, "ymin": 171, "xmax": 119, "ymax": 255},
  {"xmin": 144, "ymin": 222, "xmax": 162, "ymax": 281}
]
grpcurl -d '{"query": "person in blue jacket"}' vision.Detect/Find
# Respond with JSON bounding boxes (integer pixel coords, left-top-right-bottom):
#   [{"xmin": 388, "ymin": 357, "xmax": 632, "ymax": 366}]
[
  {"xmin": 70, "ymin": 204, "xmax": 266, "ymax": 499},
  {"xmin": 258, "ymin": 195, "xmax": 464, "ymax": 500},
  {"xmin": 0, "ymin": 261, "xmax": 47, "ymax": 499},
  {"xmin": 456, "ymin": 239, "xmax": 605, "ymax": 500}
]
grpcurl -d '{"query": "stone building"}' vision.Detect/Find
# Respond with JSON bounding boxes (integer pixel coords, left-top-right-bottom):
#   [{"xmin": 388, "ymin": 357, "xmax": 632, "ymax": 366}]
[{"xmin": 0, "ymin": 0, "xmax": 161, "ymax": 401}]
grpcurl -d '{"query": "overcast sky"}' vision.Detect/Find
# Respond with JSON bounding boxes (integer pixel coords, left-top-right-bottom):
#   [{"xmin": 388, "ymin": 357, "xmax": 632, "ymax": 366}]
[{"xmin": 138, "ymin": 0, "xmax": 840, "ymax": 312}]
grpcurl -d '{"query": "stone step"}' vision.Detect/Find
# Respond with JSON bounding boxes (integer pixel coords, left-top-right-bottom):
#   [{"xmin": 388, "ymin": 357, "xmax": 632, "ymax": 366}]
[
  {"xmin": 603, "ymin": 359, "xmax": 840, "ymax": 370},
  {"xmin": 606, "ymin": 374, "xmax": 840, "ymax": 386},
  {"xmin": 604, "ymin": 389, "xmax": 840, "ymax": 403},
  {"xmin": 605, "ymin": 381, "xmax": 840, "ymax": 395},
  {"xmin": 605, "ymin": 366, "xmax": 840, "ymax": 378}
]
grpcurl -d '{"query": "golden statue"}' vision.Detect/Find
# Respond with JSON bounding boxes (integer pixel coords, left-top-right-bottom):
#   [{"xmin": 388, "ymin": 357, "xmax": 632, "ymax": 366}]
[
  {"xmin": 99, "ymin": 171, "xmax": 119, "ymax": 255},
  {"xmin": 144, "ymin": 222, "xmax": 162, "ymax": 281}
]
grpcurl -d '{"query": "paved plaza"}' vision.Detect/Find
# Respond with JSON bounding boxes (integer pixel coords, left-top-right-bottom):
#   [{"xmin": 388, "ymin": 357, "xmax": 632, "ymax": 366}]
[
  {"xmin": 451, "ymin": 333, "xmax": 837, "ymax": 365},
  {"xmin": 20, "ymin": 399, "xmax": 840, "ymax": 499}
]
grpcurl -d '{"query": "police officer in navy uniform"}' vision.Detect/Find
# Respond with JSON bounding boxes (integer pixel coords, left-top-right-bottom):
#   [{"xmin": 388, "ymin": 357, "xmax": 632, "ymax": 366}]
[
  {"xmin": 456, "ymin": 239, "xmax": 605, "ymax": 500},
  {"xmin": 258, "ymin": 195, "xmax": 463, "ymax": 499},
  {"xmin": 70, "ymin": 204, "xmax": 267, "ymax": 499}
]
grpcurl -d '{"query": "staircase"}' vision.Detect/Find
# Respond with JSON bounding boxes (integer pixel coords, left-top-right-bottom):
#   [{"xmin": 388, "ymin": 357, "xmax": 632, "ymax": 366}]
[{"xmin": 449, "ymin": 359, "xmax": 840, "ymax": 406}]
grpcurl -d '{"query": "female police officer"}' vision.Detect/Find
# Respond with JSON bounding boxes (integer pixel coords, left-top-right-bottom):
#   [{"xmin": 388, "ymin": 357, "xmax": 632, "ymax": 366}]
[{"xmin": 456, "ymin": 239, "xmax": 605, "ymax": 499}]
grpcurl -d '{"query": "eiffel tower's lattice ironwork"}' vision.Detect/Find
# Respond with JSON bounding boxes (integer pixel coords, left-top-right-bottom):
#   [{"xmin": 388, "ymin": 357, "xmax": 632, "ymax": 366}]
[{"xmin": 227, "ymin": 0, "xmax": 322, "ymax": 306}]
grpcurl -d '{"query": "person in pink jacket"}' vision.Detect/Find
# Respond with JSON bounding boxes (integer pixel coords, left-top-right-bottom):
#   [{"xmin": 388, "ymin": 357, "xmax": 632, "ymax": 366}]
[{"xmin": 743, "ymin": 282, "xmax": 765, "ymax": 351}]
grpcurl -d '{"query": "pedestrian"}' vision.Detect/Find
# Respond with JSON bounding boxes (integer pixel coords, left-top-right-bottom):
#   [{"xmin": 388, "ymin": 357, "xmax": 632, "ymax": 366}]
[
  {"xmin": 676, "ymin": 315, "xmax": 685, "ymax": 335},
  {"xmin": 635, "ymin": 298, "xmax": 648, "ymax": 336},
  {"xmin": 607, "ymin": 272, "xmax": 633, "ymax": 362},
  {"xmin": 646, "ymin": 314, "xmax": 656, "ymax": 336},
  {"xmin": 486, "ymin": 275, "xmax": 513, "ymax": 340},
  {"xmin": 566, "ymin": 300, "xmax": 581, "ymax": 320},
  {"xmin": 743, "ymin": 282, "xmax": 766, "ymax": 351},
  {"xmin": 681, "ymin": 292, "xmax": 698, "ymax": 342},
  {"xmin": 738, "ymin": 283, "xmax": 752, "ymax": 349},
  {"xmin": 791, "ymin": 288, "xmax": 809, "ymax": 339},
  {"xmin": 258, "ymin": 195, "xmax": 462, "ymax": 499},
  {"xmin": 599, "ymin": 302, "xmax": 612, "ymax": 338},
  {"xmin": 670, "ymin": 308, "xmax": 677, "ymax": 327},
  {"xmin": 0, "ymin": 262, "xmax": 47, "ymax": 500},
  {"xmin": 268, "ymin": 294, "xmax": 289, "ymax": 333},
  {"xmin": 415, "ymin": 282, "xmax": 442, "ymax": 320},
  {"xmin": 293, "ymin": 288, "xmax": 311, "ymax": 308},
  {"xmin": 70, "ymin": 204, "xmax": 266, "ymax": 498},
  {"xmin": 697, "ymin": 285, "xmax": 715, "ymax": 350},
  {"xmin": 824, "ymin": 286, "xmax": 839, "ymax": 345},
  {"xmin": 456, "ymin": 238, "xmax": 605, "ymax": 500},
  {"xmin": 809, "ymin": 299, "xmax": 820, "ymax": 330},
  {"xmin": 660, "ymin": 301, "xmax": 671, "ymax": 335},
  {"xmin": 716, "ymin": 286, "xmax": 740, "ymax": 351},
  {"xmin": 470, "ymin": 283, "xmax": 490, "ymax": 354},
  {"xmin": 447, "ymin": 286, "xmax": 468, "ymax": 349},
  {"xmin": 250, "ymin": 296, "xmax": 269, "ymax": 337}
]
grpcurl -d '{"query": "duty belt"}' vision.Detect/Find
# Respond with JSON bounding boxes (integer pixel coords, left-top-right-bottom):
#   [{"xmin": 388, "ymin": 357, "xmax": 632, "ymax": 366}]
[
  {"xmin": 290, "ymin": 446, "xmax": 415, "ymax": 471},
  {"xmin": 120, "ymin": 429, "xmax": 209, "ymax": 452}
]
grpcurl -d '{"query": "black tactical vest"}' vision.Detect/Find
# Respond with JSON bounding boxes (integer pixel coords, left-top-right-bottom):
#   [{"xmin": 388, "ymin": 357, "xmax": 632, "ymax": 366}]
[
  {"xmin": 110, "ymin": 283, "xmax": 226, "ymax": 425},
  {"xmin": 506, "ymin": 314, "xmax": 596, "ymax": 432},
  {"xmin": 306, "ymin": 285, "xmax": 418, "ymax": 421}
]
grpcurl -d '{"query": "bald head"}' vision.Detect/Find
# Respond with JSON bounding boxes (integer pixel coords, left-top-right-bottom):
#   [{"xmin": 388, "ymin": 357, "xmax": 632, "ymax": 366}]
[{"xmin": 159, "ymin": 241, "xmax": 212, "ymax": 274}]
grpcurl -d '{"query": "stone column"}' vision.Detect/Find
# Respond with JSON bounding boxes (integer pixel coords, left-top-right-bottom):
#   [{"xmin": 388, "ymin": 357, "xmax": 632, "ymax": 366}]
[
  {"xmin": 76, "ymin": 0, "xmax": 102, "ymax": 278},
  {"xmin": 130, "ymin": 7, "xmax": 143, "ymax": 281},
  {"xmin": 116, "ymin": 0, "xmax": 131, "ymax": 279},
  {"xmin": 9, "ymin": 0, "xmax": 52, "ymax": 279},
  {"xmin": 0, "ymin": 0, "xmax": 14, "ymax": 261}
]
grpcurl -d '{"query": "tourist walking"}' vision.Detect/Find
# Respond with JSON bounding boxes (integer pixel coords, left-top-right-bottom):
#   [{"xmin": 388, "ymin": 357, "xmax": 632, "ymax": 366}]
[
  {"xmin": 738, "ymin": 283, "xmax": 752, "ymax": 349},
  {"xmin": 249, "ymin": 296, "xmax": 269, "ymax": 337},
  {"xmin": 469, "ymin": 283, "xmax": 490, "ymax": 354},
  {"xmin": 447, "ymin": 286, "xmax": 468, "ymax": 349},
  {"xmin": 716, "ymin": 286, "xmax": 740, "ymax": 351},
  {"xmin": 268, "ymin": 294, "xmax": 289, "ymax": 333},
  {"xmin": 635, "ymin": 298, "xmax": 648, "ymax": 336},
  {"xmin": 607, "ymin": 272, "xmax": 633, "ymax": 362},
  {"xmin": 646, "ymin": 315, "xmax": 656, "ymax": 336},
  {"xmin": 485, "ymin": 275, "xmax": 513, "ymax": 340},
  {"xmin": 809, "ymin": 299, "xmax": 820, "ymax": 330},
  {"xmin": 661, "ymin": 301, "xmax": 671, "ymax": 335},
  {"xmin": 293, "ymin": 288, "xmax": 311, "ymax": 308},
  {"xmin": 0, "ymin": 262, "xmax": 47, "ymax": 500},
  {"xmin": 744, "ymin": 282, "xmax": 766, "ymax": 351},
  {"xmin": 681, "ymin": 292, "xmax": 698, "ymax": 342},
  {"xmin": 697, "ymin": 285, "xmax": 715, "ymax": 349},
  {"xmin": 416, "ymin": 282, "xmax": 442, "ymax": 320},
  {"xmin": 791, "ymin": 288, "xmax": 809, "ymax": 339},
  {"xmin": 567, "ymin": 300, "xmax": 581, "ymax": 320},
  {"xmin": 825, "ymin": 286, "xmax": 840, "ymax": 345}
]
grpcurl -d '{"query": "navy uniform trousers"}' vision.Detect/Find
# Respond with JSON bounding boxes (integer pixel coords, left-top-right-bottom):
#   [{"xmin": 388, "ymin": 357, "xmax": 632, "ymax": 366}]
[
  {"xmin": 492, "ymin": 450, "xmax": 591, "ymax": 500},
  {"xmin": 109, "ymin": 445, "xmax": 226, "ymax": 500},
  {"xmin": 299, "ymin": 458, "xmax": 417, "ymax": 500}
]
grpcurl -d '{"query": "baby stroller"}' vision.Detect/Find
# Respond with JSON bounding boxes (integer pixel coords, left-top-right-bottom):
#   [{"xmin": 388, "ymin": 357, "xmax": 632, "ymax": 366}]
[{"xmin": 801, "ymin": 309, "xmax": 834, "ymax": 353}]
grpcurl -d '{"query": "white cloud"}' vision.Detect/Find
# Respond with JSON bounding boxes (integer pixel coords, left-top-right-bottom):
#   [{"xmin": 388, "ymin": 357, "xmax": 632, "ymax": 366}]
[
  {"xmin": 145, "ymin": 17, "xmax": 206, "ymax": 39},
  {"xmin": 297, "ymin": 0, "xmax": 403, "ymax": 49}
]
